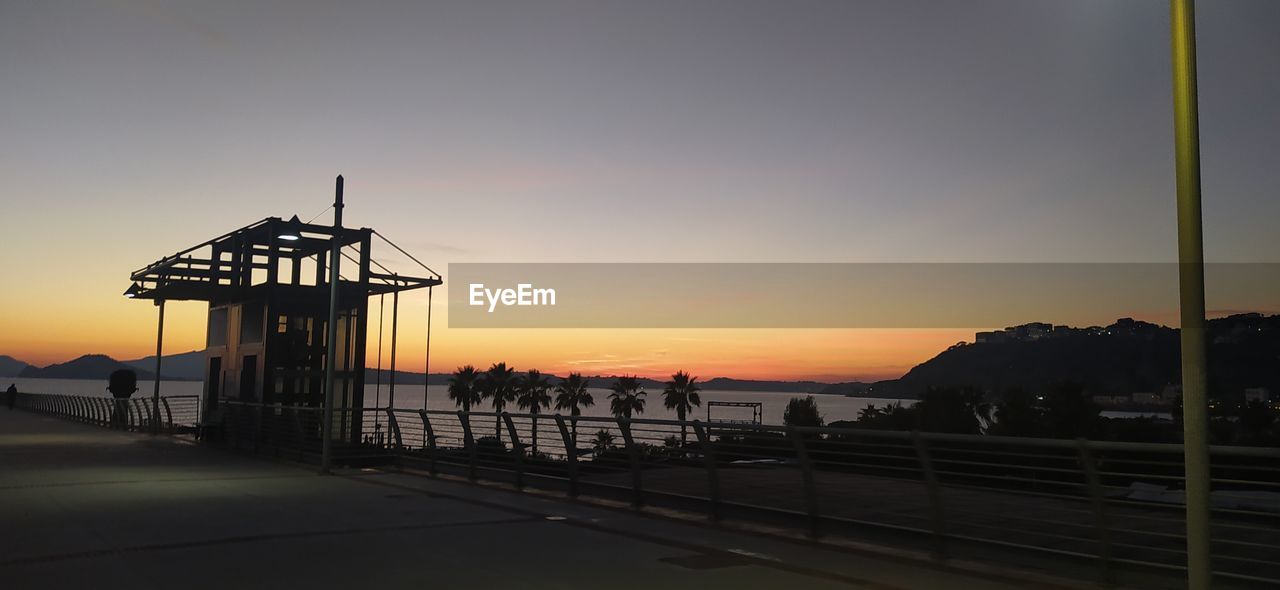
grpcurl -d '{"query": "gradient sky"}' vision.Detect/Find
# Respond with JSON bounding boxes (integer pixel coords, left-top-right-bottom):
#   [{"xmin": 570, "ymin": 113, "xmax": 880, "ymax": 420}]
[{"xmin": 2, "ymin": 0, "xmax": 1277, "ymax": 380}]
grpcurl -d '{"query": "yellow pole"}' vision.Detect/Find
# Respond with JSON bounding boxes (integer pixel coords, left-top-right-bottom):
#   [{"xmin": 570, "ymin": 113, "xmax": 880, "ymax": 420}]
[{"xmin": 1169, "ymin": 1, "xmax": 1211, "ymax": 587}]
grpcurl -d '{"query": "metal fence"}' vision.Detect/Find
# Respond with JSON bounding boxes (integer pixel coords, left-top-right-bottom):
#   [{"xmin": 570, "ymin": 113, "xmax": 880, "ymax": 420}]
[
  {"xmin": 13, "ymin": 392, "xmax": 194, "ymax": 433},
  {"xmin": 14, "ymin": 393, "xmax": 1280, "ymax": 587},
  {"xmin": 346, "ymin": 407, "xmax": 1280, "ymax": 587}
]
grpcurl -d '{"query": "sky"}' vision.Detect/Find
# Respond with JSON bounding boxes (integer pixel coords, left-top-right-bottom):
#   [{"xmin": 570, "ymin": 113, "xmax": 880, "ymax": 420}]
[{"xmin": 1, "ymin": 0, "xmax": 1278, "ymax": 380}]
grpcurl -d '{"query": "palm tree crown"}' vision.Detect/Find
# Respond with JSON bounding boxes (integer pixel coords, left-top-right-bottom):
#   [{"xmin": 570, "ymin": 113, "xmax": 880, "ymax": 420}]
[
  {"xmin": 481, "ymin": 362, "xmax": 517, "ymax": 412},
  {"xmin": 662, "ymin": 371, "xmax": 701, "ymax": 418},
  {"xmin": 447, "ymin": 365, "xmax": 481, "ymax": 412},
  {"xmin": 516, "ymin": 369, "xmax": 552, "ymax": 414},
  {"xmin": 662, "ymin": 370, "xmax": 701, "ymax": 446},
  {"xmin": 554, "ymin": 373, "xmax": 593, "ymax": 442},
  {"xmin": 608, "ymin": 375, "xmax": 647, "ymax": 419},
  {"xmin": 515, "ymin": 369, "xmax": 552, "ymax": 454},
  {"xmin": 480, "ymin": 362, "xmax": 517, "ymax": 441},
  {"xmin": 553, "ymin": 373, "xmax": 594, "ymax": 416}
]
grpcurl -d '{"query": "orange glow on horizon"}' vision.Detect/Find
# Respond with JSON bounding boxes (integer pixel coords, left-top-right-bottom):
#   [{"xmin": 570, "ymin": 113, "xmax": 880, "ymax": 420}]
[{"xmin": 1, "ymin": 295, "xmax": 969, "ymax": 382}]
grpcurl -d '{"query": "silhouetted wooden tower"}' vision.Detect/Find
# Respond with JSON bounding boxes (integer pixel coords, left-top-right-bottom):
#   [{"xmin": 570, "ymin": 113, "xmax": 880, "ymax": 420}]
[{"xmin": 125, "ymin": 194, "xmax": 440, "ymax": 445}]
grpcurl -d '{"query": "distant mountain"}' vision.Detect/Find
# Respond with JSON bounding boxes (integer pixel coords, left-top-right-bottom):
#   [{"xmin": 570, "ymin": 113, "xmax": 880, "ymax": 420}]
[
  {"xmin": 700, "ymin": 377, "xmax": 834, "ymax": 393},
  {"xmin": 356, "ymin": 370, "xmax": 844, "ymax": 394},
  {"xmin": 124, "ymin": 350, "xmax": 205, "ymax": 381},
  {"xmin": 0, "ymin": 355, "xmax": 31, "ymax": 378},
  {"xmin": 19, "ymin": 354, "xmax": 159, "ymax": 381},
  {"xmin": 361, "ymin": 369, "xmax": 450, "ymax": 386},
  {"xmin": 866, "ymin": 314, "xmax": 1280, "ymax": 400},
  {"xmin": 360, "ymin": 371, "xmax": 667, "ymax": 390},
  {"xmin": 817, "ymin": 381, "xmax": 874, "ymax": 396}
]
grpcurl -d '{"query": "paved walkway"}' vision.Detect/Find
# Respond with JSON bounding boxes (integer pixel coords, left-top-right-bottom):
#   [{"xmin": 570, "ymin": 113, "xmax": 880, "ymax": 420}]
[{"xmin": 0, "ymin": 409, "xmax": 1075, "ymax": 590}]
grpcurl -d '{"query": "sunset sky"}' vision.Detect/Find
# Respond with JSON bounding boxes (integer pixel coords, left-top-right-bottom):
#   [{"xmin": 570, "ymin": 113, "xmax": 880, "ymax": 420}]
[{"xmin": 2, "ymin": 0, "xmax": 1277, "ymax": 380}]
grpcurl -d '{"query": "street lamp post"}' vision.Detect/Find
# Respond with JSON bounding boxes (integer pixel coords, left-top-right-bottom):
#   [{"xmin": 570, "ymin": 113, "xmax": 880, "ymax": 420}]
[
  {"xmin": 152, "ymin": 299, "xmax": 165, "ymax": 434},
  {"xmin": 1169, "ymin": 1, "xmax": 1211, "ymax": 587},
  {"xmin": 321, "ymin": 175, "xmax": 344, "ymax": 474}
]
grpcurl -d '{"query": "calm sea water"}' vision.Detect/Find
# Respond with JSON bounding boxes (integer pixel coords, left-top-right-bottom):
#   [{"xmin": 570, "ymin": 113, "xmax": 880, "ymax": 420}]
[{"xmin": 6, "ymin": 377, "xmax": 909, "ymax": 424}]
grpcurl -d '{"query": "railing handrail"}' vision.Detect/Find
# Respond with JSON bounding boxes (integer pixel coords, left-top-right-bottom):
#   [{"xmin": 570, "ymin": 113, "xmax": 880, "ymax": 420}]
[
  {"xmin": 407, "ymin": 406, "xmax": 1280, "ymax": 459},
  {"xmin": 15, "ymin": 394, "xmax": 1280, "ymax": 459}
]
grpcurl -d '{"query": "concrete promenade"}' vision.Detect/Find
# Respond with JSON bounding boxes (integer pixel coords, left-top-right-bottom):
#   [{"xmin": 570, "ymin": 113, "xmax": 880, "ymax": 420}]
[{"xmin": 0, "ymin": 409, "xmax": 1083, "ymax": 590}]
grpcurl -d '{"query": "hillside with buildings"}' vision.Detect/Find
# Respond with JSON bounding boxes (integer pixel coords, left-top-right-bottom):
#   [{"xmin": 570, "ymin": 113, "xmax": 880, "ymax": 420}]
[{"xmin": 863, "ymin": 314, "xmax": 1279, "ymax": 406}]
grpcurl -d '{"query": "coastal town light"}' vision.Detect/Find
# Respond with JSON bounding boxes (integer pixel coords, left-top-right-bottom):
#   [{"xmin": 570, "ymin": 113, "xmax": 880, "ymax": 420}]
[{"xmin": 123, "ymin": 283, "xmax": 142, "ymax": 298}]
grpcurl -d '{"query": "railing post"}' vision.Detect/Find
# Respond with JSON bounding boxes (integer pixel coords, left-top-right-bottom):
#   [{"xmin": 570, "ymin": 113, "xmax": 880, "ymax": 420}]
[
  {"xmin": 251, "ymin": 403, "xmax": 264, "ymax": 454},
  {"xmin": 912, "ymin": 431, "xmax": 948, "ymax": 560},
  {"xmin": 141, "ymin": 398, "xmax": 155, "ymax": 432},
  {"xmin": 502, "ymin": 413, "xmax": 525, "ymax": 490},
  {"xmin": 386, "ymin": 408, "xmax": 403, "ymax": 449},
  {"xmin": 691, "ymin": 420, "xmax": 721, "ymax": 522},
  {"xmin": 788, "ymin": 425, "xmax": 821, "ymax": 538},
  {"xmin": 418, "ymin": 410, "xmax": 438, "ymax": 476},
  {"xmin": 130, "ymin": 399, "xmax": 143, "ymax": 431},
  {"xmin": 289, "ymin": 406, "xmax": 305, "ymax": 461},
  {"xmin": 617, "ymin": 417, "xmax": 644, "ymax": 508},
  {"xmin": 554, "ymin": 415, "xmax": 578, "ymax": 498},
  {"xmin": 160, "ymin": 397, "xmax": 174, "ymax": 434},
  {"xmin": 458, "ymin": 411, "xmax": 477, "ymax": 481},
  {"xmin": 1077, "ymin": 439, "xmax": 1115, "ymax": 584},
  {"xmin": 228, "ymin": 403, "xmax": 241, "ymax": 449}
]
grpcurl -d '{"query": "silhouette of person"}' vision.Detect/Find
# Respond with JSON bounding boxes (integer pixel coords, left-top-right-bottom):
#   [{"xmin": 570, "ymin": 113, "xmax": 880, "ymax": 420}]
[
  {"xmin": 5, "ymin": 384, "xmax": 16, "ymax": 410},
  {"xmin": 107, "ymin": 370, "xmax": 137, "ymax": 429}
]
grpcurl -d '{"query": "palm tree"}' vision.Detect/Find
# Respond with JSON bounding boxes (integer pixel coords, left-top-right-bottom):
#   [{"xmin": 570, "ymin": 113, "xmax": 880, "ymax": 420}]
[
  {"xmin": 516, "ymin": 369, "xmax": 552, "ymax": 454},
  {"xmin": 591, "ymin": 429, "xmax": 616, "ymax": 454},
  {"xmin": 608, "ymin": 375, "xmax": 647, "ymax": 420},
  {"xmin": 554, "ymin": 373, "xmax": 594, "ymax": 442},
  {"xmin": 447, "ymin": 365, "xmax": 481, "ymax": 412},
  {"xmin": 662, "ymin": 370, "xmax": 701, "ymax": 446},
  {"xmin": 480, "ymin": 362, "xmax": 517, "ymax": 442}
]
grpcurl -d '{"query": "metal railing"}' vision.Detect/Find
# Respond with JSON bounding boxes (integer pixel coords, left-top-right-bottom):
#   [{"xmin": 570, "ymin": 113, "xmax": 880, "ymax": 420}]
[
  {"xmin": 15, "ymin": 392, "xmax": 161, "ymax": 432},
  {"xmin": 385, "ymin": 409, "xmax": 1280, "ymax": 587},
  {"xmin": 14, "ymin": 393, "xmax": 1280, "ymax": 586}
]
